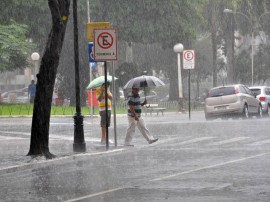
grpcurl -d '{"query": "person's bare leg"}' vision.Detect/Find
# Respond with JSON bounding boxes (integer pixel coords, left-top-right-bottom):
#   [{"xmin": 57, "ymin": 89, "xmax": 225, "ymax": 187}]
[{"xmin": 101, "ymin": 127, "xmax": 106, "ymax": 143}]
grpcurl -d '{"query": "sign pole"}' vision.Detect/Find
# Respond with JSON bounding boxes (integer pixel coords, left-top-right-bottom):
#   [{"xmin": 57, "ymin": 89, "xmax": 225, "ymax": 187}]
[
  {"xmin": 104, "ymin": 61, "xmax": 109, "ymax": 149},
  {"xmin": 93, "ymin": 28, "xmax": 118, "ymax": 149},
  {"xmin": 188, "ymin": 69, "xmax": 191, "ymax": 120},
  {"xmin": 183, "ymin": 49, "xmax": 195, "ymax": 120},
  {"xmin": 112, "ymin": 61, "xmax": 117, "ymax": 147}
]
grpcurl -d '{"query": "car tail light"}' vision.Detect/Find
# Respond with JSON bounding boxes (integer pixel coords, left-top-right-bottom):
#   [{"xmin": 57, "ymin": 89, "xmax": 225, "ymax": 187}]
[
  {"xmin": 234, "ymin": 88, "xmax": 239, "ymax": 94},
  {"xmin": 260, "ymin": 97, "xmax": 266, "ymax": 101}
]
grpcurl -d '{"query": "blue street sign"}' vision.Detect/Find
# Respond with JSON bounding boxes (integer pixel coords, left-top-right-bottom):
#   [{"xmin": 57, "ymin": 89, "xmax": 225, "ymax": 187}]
[{"xmin": 88, "ymin": 42, "xmax": 96, "ymax": 62}]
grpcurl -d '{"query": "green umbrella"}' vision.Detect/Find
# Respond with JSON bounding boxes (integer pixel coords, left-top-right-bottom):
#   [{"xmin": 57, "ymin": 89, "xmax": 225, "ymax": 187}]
[{"xmin": 86, "ymin": 75, "xmax": 118, "ymax": 90}]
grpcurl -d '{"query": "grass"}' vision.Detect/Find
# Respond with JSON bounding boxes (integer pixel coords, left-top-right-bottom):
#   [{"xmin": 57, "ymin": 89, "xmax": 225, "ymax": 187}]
[
  {"xmin": 0, "ymin": 101, "xmax": 197, "ymax": 116},
  {"xmin": 0, "ymin": 103, "xmax": 127, "ymax": 116}
]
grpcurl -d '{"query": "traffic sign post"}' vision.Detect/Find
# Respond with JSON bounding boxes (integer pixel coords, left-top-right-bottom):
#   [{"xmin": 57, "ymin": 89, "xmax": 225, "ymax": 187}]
[
  {"xmin": 93, "ymin": 28, "xmax": 118, "ymax": 149},
  {"xmin": 183, "ymin": 50, "xmax": 195, "ymax": 69},
  {"xmin": 183, "ymin": 50, "xmax": 195, "ymax": 120}
]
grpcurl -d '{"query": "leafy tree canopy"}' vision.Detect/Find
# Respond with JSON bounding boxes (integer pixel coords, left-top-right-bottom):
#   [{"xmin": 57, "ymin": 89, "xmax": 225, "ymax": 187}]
[
  {"xmin": 0, "ymin": 22, "xmax": 34, "ymax": 72},
  {"xmin": 90, "ymin": 0, "xmax": 205, "ymax": 48}
]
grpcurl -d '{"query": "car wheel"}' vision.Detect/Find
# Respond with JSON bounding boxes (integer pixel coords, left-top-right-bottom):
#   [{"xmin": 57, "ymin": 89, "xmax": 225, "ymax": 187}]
[
  {"xmin": 221, "ymin": 115, "xmax": 228, "ymax": 120},
  {"xmin": 232, "ymin": 115, "xmax": 239, "ymax": 120},
  {"xmin": 242, "ymin": 105, "xmax": 249, "ymax": 119},
  {"xmin": 256, "ymin": 105, "xmax": 263, "ymax": 118},
  {"xmin": 205, "ymin": 113, "xmax": 213, "ymax": 121},
  {"xmin": 263, "ymin": 106, "xmax": 270, "ymax": 117}
]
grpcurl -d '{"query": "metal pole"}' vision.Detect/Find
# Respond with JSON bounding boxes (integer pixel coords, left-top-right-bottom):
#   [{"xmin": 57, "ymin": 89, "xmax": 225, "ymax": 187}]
[
  {"xmin": 112, "ymin": 61, "xmax": 117, "ymax": 147},
  {"xmin": 86, "ymin": 0, "xmax": 90, "ymax": 22},
  {"xmin": 177, "ymin": 53, "xmax": 184, "ymax": 112},
  {"xmin": 251, "ymin": 30, "xmax": 254, "ymax": 86},
  {"xmin": 73, "ymin": 0, "xmax": 86, "ymax": 152},
  {"xmin": 86, "ymin": 0, "xmax": 93, "ymax": 118},
  {"xmin": 89, "ymin": 64, "xmax": 93, "ymax": 117},
  {"xmin": 188, "ymin": 69, "xmax": 191, "ymax": 120},
  {"xmin": 104, "ymin": 62, "xmax": 109, "ymax": 149}
]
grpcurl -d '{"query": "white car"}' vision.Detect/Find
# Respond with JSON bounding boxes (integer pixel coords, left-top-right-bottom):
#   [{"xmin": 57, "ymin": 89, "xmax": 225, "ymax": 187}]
[
  {"xmin": 249, "ymin": 86, "xmax": 270, "ymax": 116},
  {"xmin": 204, "ymin": 84, "xmax": 262, "ymax": 120}
]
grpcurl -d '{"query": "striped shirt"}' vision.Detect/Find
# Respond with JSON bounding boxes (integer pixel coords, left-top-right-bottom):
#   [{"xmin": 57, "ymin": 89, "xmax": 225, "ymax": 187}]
[
  {"xmin": 96, "ymin": 87, "xmax": 112, "ymax": 111},
  {"xmin": 127, "ymin": 93, "xmax": 142, "ymax": 117}
]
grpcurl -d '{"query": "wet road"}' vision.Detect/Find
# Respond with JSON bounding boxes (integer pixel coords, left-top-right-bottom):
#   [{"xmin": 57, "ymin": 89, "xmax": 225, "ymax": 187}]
[{"xmin": 0, "ymin": 112, "xmax": 270, "ymax": 201}]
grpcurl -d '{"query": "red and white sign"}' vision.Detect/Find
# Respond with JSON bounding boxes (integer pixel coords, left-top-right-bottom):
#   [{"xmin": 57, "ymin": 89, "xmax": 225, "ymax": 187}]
[
  {"xmin": 183, "ymin": 50, "xmax": 195, "ymax": 69},
  {"xmin": 94, "ymin": 28, "xmax": 118, "ymax": 61}
]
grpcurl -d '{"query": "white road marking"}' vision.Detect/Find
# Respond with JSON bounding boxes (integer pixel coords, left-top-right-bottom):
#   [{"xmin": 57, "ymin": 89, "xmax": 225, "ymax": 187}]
[
  {"xmin": 64, "ymin": 152, "xmax": 270, "ymax": 201},
  {"xmin": 150, "ymin": 152, "xmax": 270, "ymax": 182},
  {"xmin": 65, "ymin": 187, "xmax": 124, "ymax": 202},
  {"xmin": 208, "ymin": 137, "xmax": 249, "ymax": 146},
  {"xmin": 249, "ymin": 138, "xmax": 270, "ymax": 145},
  {"xmin": 0, "ymin": 135, "xmax": 24, "ymax": 140},
  {"xmin": 50, "ymin": 121, "xmax": 93, "ymax": 125},
  {"xmin": 178, "ymin": 137, "xmax": 214, "ymax": 145},
  {"xmin": 0, "ymin": 131, "xmax": 101, "ymax": 142}
]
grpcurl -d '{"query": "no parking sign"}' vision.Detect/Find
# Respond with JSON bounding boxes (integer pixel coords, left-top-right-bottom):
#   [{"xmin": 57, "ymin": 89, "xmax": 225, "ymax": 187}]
[
  {"xmin": 183, "ymin": 50, "xmax": 195, "ymax": 69},
  {"xmin": 94, "ymin": 28, "xmax": 118, "ymax": 61}
]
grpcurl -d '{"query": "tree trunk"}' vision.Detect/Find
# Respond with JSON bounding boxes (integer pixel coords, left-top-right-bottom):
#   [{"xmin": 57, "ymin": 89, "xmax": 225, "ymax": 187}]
[
  {"xmin": 126, "ymin": 42, "xmax": 133, "ymax": 63},
  {"xmin": 224, "ymin": 13, "xmax": 235, "ymax": 84},
  {"xmin": 210, "ymin": 0, "xmax": 218, "ymax": 87},
  {"xmin": 28, "ymin": 0, "xmax": 70, "ymax": 159}
]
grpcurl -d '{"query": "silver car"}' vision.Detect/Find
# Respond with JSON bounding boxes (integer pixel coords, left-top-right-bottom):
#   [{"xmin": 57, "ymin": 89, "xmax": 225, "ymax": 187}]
[
  {"xmin": 204, "ymin": 84, "xmax": 262, "ymax": 120},
  {"xmin": 249, "ymin": 86, "xmax": 270, "ymax": 116}
]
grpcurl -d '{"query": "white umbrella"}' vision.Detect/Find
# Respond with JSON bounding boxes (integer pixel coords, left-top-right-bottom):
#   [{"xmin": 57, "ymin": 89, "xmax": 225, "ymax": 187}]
[{"xmin": 123, "ymin": 75, "xmax": 165, "ymax": 89}]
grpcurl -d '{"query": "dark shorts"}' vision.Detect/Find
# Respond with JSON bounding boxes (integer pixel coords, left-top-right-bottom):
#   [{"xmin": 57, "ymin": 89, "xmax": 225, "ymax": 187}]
[{"xmin": 99, "ymin": 110, "xmax": 111, "ymax": 127}]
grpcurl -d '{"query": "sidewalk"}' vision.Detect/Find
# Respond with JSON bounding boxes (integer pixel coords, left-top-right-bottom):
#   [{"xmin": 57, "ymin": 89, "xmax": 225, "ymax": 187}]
[
  {"xmin": 0, "ymin": 111, "xmax": 203, "ymax": 174},
  {"xmin": 0, "ymin": 137, "xmax": 126, "ymax": 175},
  {"xmin": 0, "ymin": 114, "xmax": 124, "ymax": 174}
]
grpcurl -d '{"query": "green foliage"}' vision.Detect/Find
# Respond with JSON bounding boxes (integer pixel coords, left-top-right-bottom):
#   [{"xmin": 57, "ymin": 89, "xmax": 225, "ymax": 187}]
[
  {"xmin": 229, "ymin": 0, "xmax": 270, "ymax": 84},
  {"xmin": 254, "ymin": 44, "xmax": 270, "ymax": 84},
  {"xmin": 192, "ymin": 37, "xmax": 213, "ymax": 82},
  {"xmin": 233, "ymin": 1, "xmax": 266, "ymax": 34},
  {"xmin": 234, "ymin": 49, "xmax": 250, "ymax": 84},
  {"xmin": 115, "ymin": 62, "xmax": 140, "ymax": 88},
  {"xmin": 0, "ymin": 22, "xmax": 34, "ymax": 72},
  {"xmin": 90, "ymin": 0, "xmax": 204, "ymax": 48},
  {"xmin": 0, "ymin": 0, "xmax": 48, "ymax": 72}
]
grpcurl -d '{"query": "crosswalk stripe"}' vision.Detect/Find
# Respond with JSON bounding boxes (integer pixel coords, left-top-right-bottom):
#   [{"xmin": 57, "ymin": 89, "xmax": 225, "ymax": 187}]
[
  {"xmin": 178, "ymin": 137, "xmax": 214, "ymax": 145},
  {"xmin": 208, "ymin": 137, "xmax": 249, "ymax": 146}
]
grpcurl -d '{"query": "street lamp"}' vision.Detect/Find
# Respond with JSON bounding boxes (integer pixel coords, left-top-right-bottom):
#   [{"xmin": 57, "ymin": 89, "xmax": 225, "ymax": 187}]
[
  {"xmin": 31, "ymin": 52, "xmax": 40, "ymax": 80},
  {"xmin": 73, "ymin": 0, "xmax": 86, "ymax": 152},
  {"xmin": 224, "ymin": 9, "xmax": 270, "ymax": 86},
  {"xmin": 173, "ymin": 43, "xmax": 184, "ymax": 112}
]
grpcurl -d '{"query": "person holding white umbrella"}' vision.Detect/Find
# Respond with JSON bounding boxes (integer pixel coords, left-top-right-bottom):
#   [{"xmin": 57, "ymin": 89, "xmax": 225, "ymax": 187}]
[{"xmin": 124, "ymin": 86, "xmax": 158, "ymax": 146}]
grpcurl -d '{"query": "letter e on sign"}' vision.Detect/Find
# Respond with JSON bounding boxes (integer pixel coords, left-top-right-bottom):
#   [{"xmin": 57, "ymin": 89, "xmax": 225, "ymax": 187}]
[{"xmin": 183, "ymin": 50, "xmax": 195, "ymax": 69}]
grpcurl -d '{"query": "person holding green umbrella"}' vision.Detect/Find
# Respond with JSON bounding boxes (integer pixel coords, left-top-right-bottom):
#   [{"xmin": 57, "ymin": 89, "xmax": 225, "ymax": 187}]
[
  {"xmin": 87, "ymin": 75, "xmax": 117, "ymax": 90},
  {"xmin": 96, "ymin": 82, "xmax": 113, "ymax": 144},
  {"xmin": 87, "ymin": 75, "xmax": 117, "ymax": 144}
]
